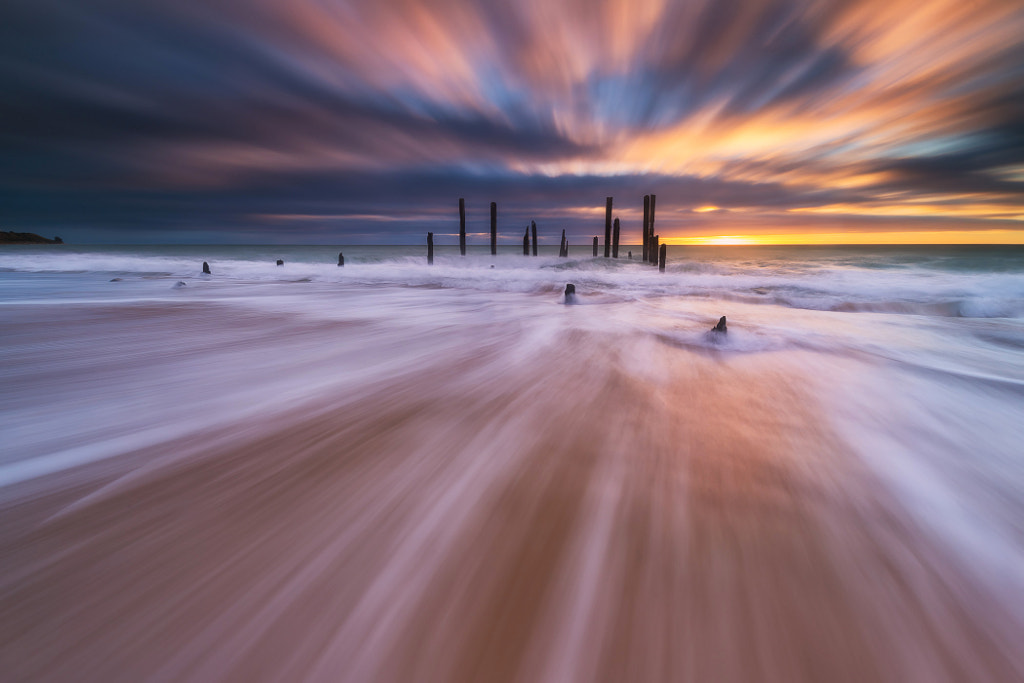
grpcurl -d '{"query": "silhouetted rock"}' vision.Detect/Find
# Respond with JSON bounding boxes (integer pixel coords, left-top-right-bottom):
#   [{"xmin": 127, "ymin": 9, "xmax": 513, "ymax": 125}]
[
  {"xmin": 0, "ymin": 231, "xmax": 63, "ymax": 245},
  {"xmin": 173, "ymin": 281, "xmax": 187, "ymax": 288},
  {"xmin": 276, "ymin": 259, "xmax": 284, "ymax": 266},
  {"xmin": 110, "ymin": 278, "xmax": 122, "ymax": 282},
  {"xmin": 202, "ymin": 261, "xmax": 211, "ymax": 275},
  {"xmin": 338, "ymin": 252, "xmax": 344, "ymax": 266},
  {"xmin": 712, "ymin": 316, "xmax": 727, "ymax": 333}
]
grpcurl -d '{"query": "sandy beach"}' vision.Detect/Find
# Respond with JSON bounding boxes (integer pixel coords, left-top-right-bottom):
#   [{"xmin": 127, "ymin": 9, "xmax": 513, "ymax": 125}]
[{"xmin": 3, "ymin": 262, "xmax": 1023, "ymax": 681}]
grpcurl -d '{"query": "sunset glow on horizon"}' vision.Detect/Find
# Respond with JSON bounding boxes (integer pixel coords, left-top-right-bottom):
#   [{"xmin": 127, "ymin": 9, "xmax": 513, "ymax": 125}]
[
  {"xmin": 668, "ymin": 229, "xmax": 1024, "ymax": 246},
  {"xmin": 1, "ymin": 0, "xmax": 1022, "ymax": 243}
]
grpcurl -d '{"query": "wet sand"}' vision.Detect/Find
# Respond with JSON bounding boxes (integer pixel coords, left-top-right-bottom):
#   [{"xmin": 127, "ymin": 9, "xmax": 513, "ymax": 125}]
[{"xmin": 2, "ymin": 293, "xmax": 1023, "ymax": 682}]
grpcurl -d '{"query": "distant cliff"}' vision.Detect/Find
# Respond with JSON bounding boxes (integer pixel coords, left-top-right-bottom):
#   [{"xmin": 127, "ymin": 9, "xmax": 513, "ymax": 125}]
[{"xmin": 0, "ymin": 231, "xmax": 64, "ymax": 244}]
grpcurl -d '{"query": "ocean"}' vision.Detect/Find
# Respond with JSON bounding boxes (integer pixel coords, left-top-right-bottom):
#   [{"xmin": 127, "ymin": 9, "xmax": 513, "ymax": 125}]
[{"xmin": 2, "ymin": 243, "xmax": 1024, "ymax": 681}]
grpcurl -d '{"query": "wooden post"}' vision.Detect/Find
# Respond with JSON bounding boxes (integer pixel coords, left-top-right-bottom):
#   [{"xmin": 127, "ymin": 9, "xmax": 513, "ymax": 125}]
[
  {"xmin": 650, "ymin": 194, "xmax": 657, "ymax": 262},
  {"xmin": 651, "ymin": 234, "xmax": 659, "ymax": 265},
  {"xmin": 593, "ymin": 236, "xmax": 598, "ymax": 257},
  {"xmin": 523, "ymin": 226, "xmax": 530, "ymax": 255},
  {"xmin": 659, "ymin": 243, "xmax": 666, "ymax": 272},
  {"xmin": 604, "ymin": 197, "xmax": 612, "ymax": 257},
  {"xmin": 642, "ymin": 195, "xmax": 650, "ymax": 262},
  {"xmin": 490, "ymin": 202, "xmax": 497, "ymax": 255},
  {"xmin": 650, "ymin": 194, "xmax": 656, "ymax": 244},
  {"xmin": 612, "ymin": 217, "xmax": 620, "ymax": 258},
  {"xmin": 427, "ymin": 232, "xmax": 434, "ymax": 264},
  {"xmin": 560, "ymin": 229, "xmax": 567, "ymax": 257},
  {"xmin": 202, "ymin": 261, "xmax": 211, "ymax": 275},
  {"xmin": 531, "ymin": 221, "xmax": 538, "ymax": 256},
  {"xmin": 459, "ymin": 198, "xmax": 466, "ymax": 256},
  {"xmin": 337, "ymin": 251, "xmax": 344, "ymax": 266}
]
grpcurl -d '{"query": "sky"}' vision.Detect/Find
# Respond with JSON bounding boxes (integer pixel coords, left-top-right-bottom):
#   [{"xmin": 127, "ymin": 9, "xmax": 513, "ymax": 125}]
[{"xmin": 1, "ymin": 0, "xmax": 1023, "ymax": 244}]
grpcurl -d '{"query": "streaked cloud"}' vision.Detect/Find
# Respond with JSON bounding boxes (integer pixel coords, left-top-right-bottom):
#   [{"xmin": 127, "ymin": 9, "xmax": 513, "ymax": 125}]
[{"xmin": 1, "ymin": 0, "xmax": 1021, "ymax": 242}]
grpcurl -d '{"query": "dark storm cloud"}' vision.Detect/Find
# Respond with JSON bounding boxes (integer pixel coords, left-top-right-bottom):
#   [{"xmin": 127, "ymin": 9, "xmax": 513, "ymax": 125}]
[
  {"xmin": 1, "ymin": 0, "xmax": 1022, "ymax": 241},
  {"xmin": 0, "ymin": 164, "xmax": 875, "ymax": 243}
]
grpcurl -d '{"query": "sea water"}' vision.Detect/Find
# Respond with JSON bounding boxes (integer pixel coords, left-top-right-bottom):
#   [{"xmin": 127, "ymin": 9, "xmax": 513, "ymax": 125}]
[{"xmin": 1, "ymin": 244, "xmax": 1023, "ymax": 681}]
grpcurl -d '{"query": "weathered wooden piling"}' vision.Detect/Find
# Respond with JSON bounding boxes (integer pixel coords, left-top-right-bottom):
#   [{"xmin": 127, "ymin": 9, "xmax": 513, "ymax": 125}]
[
  {"xmin": 642, "ymin": 195, "xmax": 650, "ymax": 262},
  {"xmin": 659, "ymin": 243, "xmax": 666, "ymax": 272},
  {"xmin": 202, "ymin": 261, "xmax": 211, "ymax": 275},
  {"xmin": 593, "ymin": 236, "xmax": 598, "ymax": 257},
  {"xmin": 276, "ymin": 259, "xmax": 284, "ymax": 266},
  {"xmin": 459, "ymin": 198, "xmax": 466, "ymax": 256},
  {"xmin": 531, "ymin": 221, "xmax": 538, "ymax": 256},
  {"xmin": 628, "ymin": 250, "xmax": 632, "ymax": 259},
  {"xmin": 559, "ymin": 229, "xmax": 567, "ymax": 257},
  {"xmin": 650, "ymin": 194, "xmax": 657, "ymax": 250},
  {"xmin": 490, "ymin": 202, "xmax": 497, "ymax": 256},
  {"xmin": 427, "ymin": 232, "xmax": 434, "ymax": 265},
  {"xmin": 613, "ymin": 217, "xmax": 620, "ymax": 258},
  {"xmin": 523, "ymin": 226, "xmax": 530, "ymax": 255},
  {"xmin": 604, "ymin": 197, "xmax": 612, "ymax": 257},
  {"xmin": 338, "ymin": 251, "xmax": 344, "ymax": 266},
  {"xmin": 564, "ymin": 283, "xmax": 576, "ymax": 303}
]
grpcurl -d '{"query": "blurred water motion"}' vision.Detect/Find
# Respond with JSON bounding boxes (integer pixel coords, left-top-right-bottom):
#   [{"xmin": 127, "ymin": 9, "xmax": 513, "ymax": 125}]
[{"xmin": 2, "ymin": 246, "xmax": 1024, "ymax": 681}]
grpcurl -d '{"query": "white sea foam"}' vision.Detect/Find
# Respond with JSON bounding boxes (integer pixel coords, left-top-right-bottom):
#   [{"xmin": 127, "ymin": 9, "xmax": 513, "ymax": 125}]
[
  {"xmin": 3, "ymin": 245, "xmax": 1023, "ymax": 318},
  {"xmin": 2, "ymin": 244, "xmax": 1024, "ymax": 680}
]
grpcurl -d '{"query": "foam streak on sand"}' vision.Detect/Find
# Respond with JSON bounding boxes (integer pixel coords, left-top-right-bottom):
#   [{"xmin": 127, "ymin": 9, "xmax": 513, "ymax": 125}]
[{"xmin": 2, "ymin": 246, "xmax": 1024, "ymax": 681}]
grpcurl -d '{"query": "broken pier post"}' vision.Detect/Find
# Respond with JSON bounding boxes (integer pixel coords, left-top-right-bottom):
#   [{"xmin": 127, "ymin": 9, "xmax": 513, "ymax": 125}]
[
  {"xmin": 650, "ymin": 194, "xmax": 657, "ymax": 252},
  {"xmin": 659, "ymin": 243, "xmax": 666, "ymax": 272},
  {"xmin": 613, "ymin": 217, "xmax": 620, "ymax": 258},
  {"xmin": 338, "ymin": 252, "xmax": 344, "ymax": 266},
  {"xmin": 202, "ymin": 261, "xmax": 211, "ymax": 275},
  {"xmin": 523, "ymin": 226, "xmax": 530, "ymax": 255},
  {"xmin": 604, "ymin": 197, "xmax": 612, "ymax": 257},
  {"xmin": 593, "ymin": 236, "xmax": 598, "ymax": 257},
  {"xmin": 427, "ymin": 232, "xmax": 434, "ymax": 265},
  {"xmin": 459, "ymin": 198, "xmax": 466, "ymax": 256},
  {"xmin": 490, "ymin": 202, "xmax": 497, "ymax": 256},
  {"xmin": 531, "ymin": 221, "xmax": 538, "ymax": 256},
  {"xmin": 642, "ymin": 195, "xmax": 650, "ymax": 262}
]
